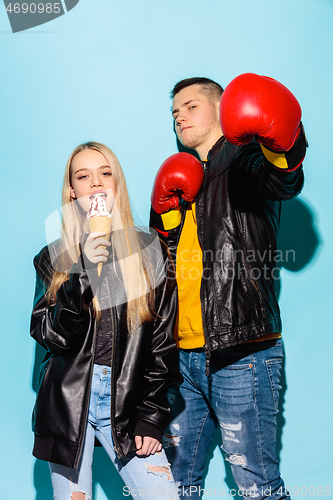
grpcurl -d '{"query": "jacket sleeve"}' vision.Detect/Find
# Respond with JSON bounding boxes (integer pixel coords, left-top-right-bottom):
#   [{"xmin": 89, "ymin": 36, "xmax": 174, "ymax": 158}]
[
  {"xmin": 134, "ymin": 248, "xmax": 182, "ymax": 434},
  {"xmin": 149, "ymin": 205, "xmax": 183, "ymax": 258},
  {"xmin": 30, "ymin": 245, "xmax": 96, "ymax": 355},
  {"xmin": 232, "ymin": 122, "xmax": 307, "ymax": 201}
]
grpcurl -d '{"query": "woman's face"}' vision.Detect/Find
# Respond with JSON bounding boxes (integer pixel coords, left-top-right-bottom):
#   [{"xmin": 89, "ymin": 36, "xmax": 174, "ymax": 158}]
[{"xmin": 70, "ymin": 148, "xmax": 116, "ymax": 213}]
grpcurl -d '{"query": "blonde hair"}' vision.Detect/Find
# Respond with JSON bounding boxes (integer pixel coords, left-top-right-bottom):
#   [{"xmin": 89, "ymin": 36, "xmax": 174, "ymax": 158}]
[{"xmin": 47, "ymin": 142, "xmax": 156, "ymax": 332}]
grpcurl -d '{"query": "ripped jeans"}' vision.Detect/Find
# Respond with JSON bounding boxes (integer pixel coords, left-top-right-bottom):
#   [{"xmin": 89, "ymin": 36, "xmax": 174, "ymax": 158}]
[
  {"xmin": 50, "ymin": 364, "xmax": 178, "ymax": 500},
  {"xmin": 165, "ymin": 339, "xmax": 290, "ymax": 500}
]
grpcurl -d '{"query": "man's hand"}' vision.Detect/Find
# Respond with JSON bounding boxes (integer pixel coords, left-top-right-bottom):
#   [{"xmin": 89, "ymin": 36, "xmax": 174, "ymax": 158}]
[
  {"xmin": 220, "ymin": 73, "xmax": 302, "ymax": 152},
  {"xmin": 135, "ymin": 436, "xmax": 162, "ymax": 456},
  {"xmin": 83, "ymin": 231, "xmax": 111, "ymax": 264},
  {"xmin": 151, "ymin": 152, "xmax": 204, "ymax": 214}
]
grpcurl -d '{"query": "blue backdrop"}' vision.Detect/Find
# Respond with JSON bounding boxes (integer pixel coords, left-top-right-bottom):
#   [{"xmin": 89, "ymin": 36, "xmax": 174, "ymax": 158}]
[{"xmin": 0, "ymin": 1, "xmax": 331, "ymax": 498}]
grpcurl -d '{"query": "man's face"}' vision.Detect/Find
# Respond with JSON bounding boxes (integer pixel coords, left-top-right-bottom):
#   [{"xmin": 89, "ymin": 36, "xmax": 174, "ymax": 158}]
[{"xmin": 172, "ymin": 84, "xmax": 221, "ymax": 155}]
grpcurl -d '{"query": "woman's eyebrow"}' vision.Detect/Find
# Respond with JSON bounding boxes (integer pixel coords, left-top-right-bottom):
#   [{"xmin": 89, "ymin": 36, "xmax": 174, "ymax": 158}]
[
  {"xmin": 73, "ymin": 167, "xmax": 89, "ymax": 174},
  {"xmin": 73, "ymin": 165, "xmax": 110, "ymax": 174}
]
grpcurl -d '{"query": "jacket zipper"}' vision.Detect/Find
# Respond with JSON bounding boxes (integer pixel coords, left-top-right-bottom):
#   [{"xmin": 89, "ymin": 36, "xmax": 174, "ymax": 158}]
[
  {"xmin": 197, "ymin": 160, "xmax": 212, "ymax": 375},
  {"xmin": 241, "ymin": 252, "xmax": 266, "ymax": 315},
  {"xmin": 239, "ymin": 212, "xmax": 266, "ymax": 317},
  {"xmin": 105, "ymin": 274, "xmax": 124, "ymax": 458}
]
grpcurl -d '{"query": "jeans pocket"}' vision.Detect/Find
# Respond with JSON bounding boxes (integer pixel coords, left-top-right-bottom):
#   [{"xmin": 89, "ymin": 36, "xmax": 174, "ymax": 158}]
[
  {"xmin": 265, "ymin": 358, "xmax": 283, "ymax": 410},
  {"xmin": 219, "ymin": 362, "xmax": 255, "ymax": 405}
]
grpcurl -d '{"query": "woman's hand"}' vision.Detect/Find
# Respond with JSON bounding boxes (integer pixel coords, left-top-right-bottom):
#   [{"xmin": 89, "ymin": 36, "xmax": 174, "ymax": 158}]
[
  {"xmin": 135, "ymin": 436, "xmax": 162, "ymax": 456},
  {"xmin": 83, "ymin": 231, "xmax": 111, "ymax": 264}
]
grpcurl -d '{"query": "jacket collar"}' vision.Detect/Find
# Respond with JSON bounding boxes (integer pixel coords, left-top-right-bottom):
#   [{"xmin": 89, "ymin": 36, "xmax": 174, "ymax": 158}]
[
  {"xmin": 207, "ymin": 135, "xmax": 226, "ymax": 162},
  {"xmin": 203, "ymin": 135, "xmax": 229, "ymax": 183}
]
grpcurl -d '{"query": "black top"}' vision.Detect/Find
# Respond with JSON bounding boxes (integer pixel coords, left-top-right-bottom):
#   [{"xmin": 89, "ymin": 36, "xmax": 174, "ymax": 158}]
[{"xmin": 95, "ymin": 274, "xmax": 112, "ymax": 366}]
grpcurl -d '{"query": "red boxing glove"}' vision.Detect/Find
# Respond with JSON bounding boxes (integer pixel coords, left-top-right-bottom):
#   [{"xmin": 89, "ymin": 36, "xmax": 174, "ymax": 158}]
[
  {"xmin": 151, "ymin": 153, "xmax": 204, "ymax": 214},
  {"xmin": 220, "ymin": 73, "xmax": 302, "ymax": 152}
]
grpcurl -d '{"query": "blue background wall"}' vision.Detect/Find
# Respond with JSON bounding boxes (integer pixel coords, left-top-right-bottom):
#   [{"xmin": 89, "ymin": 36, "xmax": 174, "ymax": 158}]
[{"xmin": 0, "ymin": 0, "xmax": 331, "ymax": 498}]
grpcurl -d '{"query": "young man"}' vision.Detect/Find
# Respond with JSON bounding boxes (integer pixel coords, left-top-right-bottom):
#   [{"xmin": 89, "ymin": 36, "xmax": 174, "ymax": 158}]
[{"xmin": 150, "ymin": 75, "xmax": 307, "ymax": 499}]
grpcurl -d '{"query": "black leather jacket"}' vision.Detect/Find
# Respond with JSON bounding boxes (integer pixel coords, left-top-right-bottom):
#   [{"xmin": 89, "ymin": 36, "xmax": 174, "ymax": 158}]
[
  {"xmin": 150, "ymin": 132, "xmax": 306, "ymax": 358},
  {"xmin": 30, "ymin": 231, "xmax": 181, "ymax": 468}
]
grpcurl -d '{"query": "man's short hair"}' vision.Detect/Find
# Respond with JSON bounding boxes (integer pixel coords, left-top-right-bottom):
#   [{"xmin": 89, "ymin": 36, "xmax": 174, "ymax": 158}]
[{"xmin": 170, "ymin": 77, "xmax": 224, "ymax": 105}]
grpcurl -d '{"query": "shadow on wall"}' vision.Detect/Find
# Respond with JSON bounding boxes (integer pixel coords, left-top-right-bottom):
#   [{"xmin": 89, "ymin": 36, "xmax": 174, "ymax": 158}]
[
  {"xmin": 275, "ymin": 198, "xmax": 321, "ymax": 298},
  {"xmin": 31, "ymin": 174, "xmax": 320, "ymax": 499}
]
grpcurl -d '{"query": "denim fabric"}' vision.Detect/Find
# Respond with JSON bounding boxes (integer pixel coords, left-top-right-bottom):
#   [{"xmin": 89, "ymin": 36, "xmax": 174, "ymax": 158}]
[
  {"xmin": 165, "ymin": 340, "xmax": 290, "ymax": 500},
  {"xmin": 50, "ymin": 365, "xmax": 179, "ymax": 500}
]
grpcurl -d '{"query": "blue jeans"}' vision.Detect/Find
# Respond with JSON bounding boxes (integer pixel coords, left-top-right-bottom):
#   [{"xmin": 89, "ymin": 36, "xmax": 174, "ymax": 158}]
[
  {"xmin": 50, "ymin": 365, "xmax": 179, "ymax": 500},
  {"xmin": 165, "ymin": 339, "xmax": 290, "ymax": 500}
]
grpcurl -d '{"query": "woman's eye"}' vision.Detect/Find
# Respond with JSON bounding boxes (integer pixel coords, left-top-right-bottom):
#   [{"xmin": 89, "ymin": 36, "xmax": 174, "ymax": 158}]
[
  {"xmin": 78, "ymin": 175, "xmax": 88, "ymax": 180},
  {"xmin": 102, "ymin": 171, "xmax": 112, "ymax": 176}
]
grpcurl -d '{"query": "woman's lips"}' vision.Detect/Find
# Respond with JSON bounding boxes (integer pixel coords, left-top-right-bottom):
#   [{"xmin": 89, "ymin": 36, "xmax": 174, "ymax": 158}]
[{"xmin": 89, "ymin": 191, "xmax": 106, "ymax": 199}]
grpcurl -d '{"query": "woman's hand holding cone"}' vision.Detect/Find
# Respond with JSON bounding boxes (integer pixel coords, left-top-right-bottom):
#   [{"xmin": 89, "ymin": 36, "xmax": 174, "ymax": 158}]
[{"xmin": 83, "ymin": 231, "xmax": 111, "ymax": 270}]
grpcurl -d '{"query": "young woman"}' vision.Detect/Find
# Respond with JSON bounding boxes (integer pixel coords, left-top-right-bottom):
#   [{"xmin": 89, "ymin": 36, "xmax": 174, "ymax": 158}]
[{"xmin": 30, "ymin": 142, "xmax": 182, "ymax": 500}]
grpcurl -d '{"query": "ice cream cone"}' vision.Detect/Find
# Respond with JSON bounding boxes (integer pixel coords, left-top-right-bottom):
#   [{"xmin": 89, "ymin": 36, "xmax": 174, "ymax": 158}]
[{"xmin": 88, "ymin": 216, "xmax": 112, "ymax": 276}]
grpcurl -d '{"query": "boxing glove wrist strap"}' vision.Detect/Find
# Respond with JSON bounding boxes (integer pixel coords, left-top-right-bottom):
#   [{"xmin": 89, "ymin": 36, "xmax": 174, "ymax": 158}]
[{"xmin": 261, "ymin": 122, "xmax": 308, "ymax": 172}]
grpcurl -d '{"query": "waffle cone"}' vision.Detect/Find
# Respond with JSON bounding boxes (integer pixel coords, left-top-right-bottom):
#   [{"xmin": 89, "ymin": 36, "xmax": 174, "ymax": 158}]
[{"xmin": 88, "ymin": 216, "xmax": 112, "ymax": 276}]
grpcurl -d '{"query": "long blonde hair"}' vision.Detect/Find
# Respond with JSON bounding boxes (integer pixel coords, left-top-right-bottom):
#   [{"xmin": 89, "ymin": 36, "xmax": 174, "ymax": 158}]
[{"xmin": 47, "ymin": 142, "xmax": 156, "ymax": 332}]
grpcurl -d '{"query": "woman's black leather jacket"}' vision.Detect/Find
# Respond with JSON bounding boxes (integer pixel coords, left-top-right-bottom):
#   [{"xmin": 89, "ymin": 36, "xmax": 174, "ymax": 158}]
[
  {"xmin": 31, "ymin": 231, "xmax": 181, "ymax": 468},
  {"xmin": 150, "ymin": 133, "xmax": 306, "ymax": 356}
]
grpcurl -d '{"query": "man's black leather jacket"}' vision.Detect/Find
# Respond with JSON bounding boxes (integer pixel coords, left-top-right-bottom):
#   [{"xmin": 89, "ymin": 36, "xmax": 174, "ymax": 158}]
[
  {"xmin": 30, "ymin": 231, "xmax": 181, "ymax": 468},
  {"xmin": 150, "ymin": 132, "xmax": 306, "ymax": 357}
]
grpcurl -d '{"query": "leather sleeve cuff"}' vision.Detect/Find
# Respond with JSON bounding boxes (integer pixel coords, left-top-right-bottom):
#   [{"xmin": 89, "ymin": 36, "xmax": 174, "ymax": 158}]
[
  {"xmin": 70, "ymin": 251, "xmax": 101, "ymax": 300},
  {"xmin": 134, "ymin": 420, "xmax": 163, "ymax": 443},
  {"xmin": 149, "ymin": 206, "xmax": 182, "ymax": 236},
  {"xmin": 261, "ymin": 122, "xmax": 308, "ymax": 172}
]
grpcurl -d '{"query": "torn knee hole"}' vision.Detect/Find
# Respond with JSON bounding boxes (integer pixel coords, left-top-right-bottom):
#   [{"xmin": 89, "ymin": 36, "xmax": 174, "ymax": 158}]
[
  {"xmin": 163, "ymin": 433, "xmax": 181, "ymax": 448},
  {"xmin": 145, "ymin": 463, "xmax": 172, "ymax": 481},
  {"xmin": 225, "ymin": 452, "xmax": 247, "ymax": 467},
  {"xmin": 220, "ymin": 421, "xmax": 242, "ymax": 444},
  {"xmin": 71, "ymin": 492, "xmax": 90, "ymax": 500}
]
